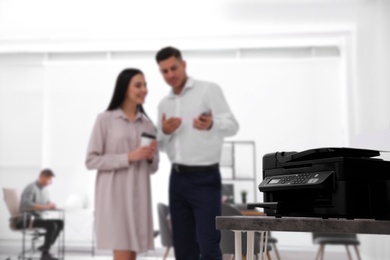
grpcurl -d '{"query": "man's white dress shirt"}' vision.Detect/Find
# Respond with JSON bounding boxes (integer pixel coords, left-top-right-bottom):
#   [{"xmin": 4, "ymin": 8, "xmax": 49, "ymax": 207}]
[{"xmin": 157, "ymin": 77, "xmax": 239, "ymax": 165}]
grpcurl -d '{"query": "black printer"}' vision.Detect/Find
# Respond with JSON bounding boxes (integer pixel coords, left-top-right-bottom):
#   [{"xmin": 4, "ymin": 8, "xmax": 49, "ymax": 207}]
[{"xmin": 249, "ymin": 147, "xmax": 390, "ymax": 220}]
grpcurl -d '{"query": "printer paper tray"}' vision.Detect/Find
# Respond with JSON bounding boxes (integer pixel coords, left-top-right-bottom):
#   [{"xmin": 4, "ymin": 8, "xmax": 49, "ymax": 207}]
[{"xmin": 247, "ymin": 202, "xmax": 325, "ymax": 211}]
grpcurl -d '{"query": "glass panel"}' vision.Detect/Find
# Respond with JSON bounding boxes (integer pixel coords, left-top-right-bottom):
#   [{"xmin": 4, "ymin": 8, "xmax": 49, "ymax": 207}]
[
  {"xmin": 234, "ymin": 143, "xmax": 255, "ymax": 179},
  {"xmin": 222, "ymin": 180, "xmax": 257, "ymax": 205},
  {"xmin": 220, "ymin": 167, "xmax": 233, "ymax": 180}
]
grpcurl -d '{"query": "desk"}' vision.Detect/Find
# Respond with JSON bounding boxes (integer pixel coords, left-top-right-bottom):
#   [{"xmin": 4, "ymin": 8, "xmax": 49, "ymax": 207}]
[
  {"xmin": 216, "ymin": 216, "xmax": 390, "ymax": 260},
  {"xmin": 240, "ymin": 210, "xmax": 265, "ymax": 217}
]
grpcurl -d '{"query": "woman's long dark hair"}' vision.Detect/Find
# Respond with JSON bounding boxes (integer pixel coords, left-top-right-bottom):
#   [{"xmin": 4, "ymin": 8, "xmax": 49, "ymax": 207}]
[{"xmin": 106, "ymin": 68, "xmax": 152, "ymax": 121}]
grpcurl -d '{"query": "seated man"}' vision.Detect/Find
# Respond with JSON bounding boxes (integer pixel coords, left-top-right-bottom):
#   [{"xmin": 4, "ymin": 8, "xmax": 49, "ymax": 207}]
[{"xmin": 17, "ymin": 169, "xmax": 64, "ymax": 260}]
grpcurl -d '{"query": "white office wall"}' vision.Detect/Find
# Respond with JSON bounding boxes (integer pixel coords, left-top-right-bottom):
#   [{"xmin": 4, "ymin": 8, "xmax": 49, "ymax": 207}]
[{"xmin": 352, "ymin": 0, "xmax": 390, "ymax": 136}]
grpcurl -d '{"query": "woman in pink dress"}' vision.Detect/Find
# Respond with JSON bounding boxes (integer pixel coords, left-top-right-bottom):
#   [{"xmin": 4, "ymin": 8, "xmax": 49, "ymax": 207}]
[{"xmin": 86, "ymin": 68, "xmax": 159, "ymax": 260}]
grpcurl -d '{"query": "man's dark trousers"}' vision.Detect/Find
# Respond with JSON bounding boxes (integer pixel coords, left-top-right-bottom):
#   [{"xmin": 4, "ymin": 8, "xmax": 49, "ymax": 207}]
[
  {"xmin": 169, "ymin": 165, "xmax": 222, "ymax": 260},
  {"xmin": 17, "ymin": 218, "xmax": 64, "ymax": 251}
]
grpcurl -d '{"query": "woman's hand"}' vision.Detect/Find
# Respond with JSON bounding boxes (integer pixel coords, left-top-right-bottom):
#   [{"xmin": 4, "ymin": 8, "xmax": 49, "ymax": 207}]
[
  {"xmin": 128, "ymin": 146, "xmax": 153, "ymax": 162},
  {"xmin": 128, "ymin": 140, "xmax": 158, "ymax": 162}
]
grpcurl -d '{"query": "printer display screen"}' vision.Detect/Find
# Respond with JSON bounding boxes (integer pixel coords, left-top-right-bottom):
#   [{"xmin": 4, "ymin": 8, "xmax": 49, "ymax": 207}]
[{"xmin": 261, "ymin": 171, "xmax": 333, "ymax": 190}]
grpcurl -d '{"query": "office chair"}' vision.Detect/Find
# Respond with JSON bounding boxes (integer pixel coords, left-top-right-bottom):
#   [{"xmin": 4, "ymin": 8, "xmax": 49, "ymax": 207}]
[
  {"xmin": 3, "ymin": 188, "xmax": 45, "ymax": 260},
  {"xmin": 157, "ymin": 203, "xmax": 173, "ymax": 260},
  {"xmin": 267, "ymin": 232, "xmax": 281, "ymax": 260},
  {"xmin": 313, "ymin": 232, "xmax": 361, "ymax": 260}
]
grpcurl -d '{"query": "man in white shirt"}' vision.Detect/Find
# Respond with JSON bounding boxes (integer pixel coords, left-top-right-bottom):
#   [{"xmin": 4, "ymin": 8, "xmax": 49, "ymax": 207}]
[{"xmin": 156, "ymin": 46, "xmax": 239, "ymax": 260}]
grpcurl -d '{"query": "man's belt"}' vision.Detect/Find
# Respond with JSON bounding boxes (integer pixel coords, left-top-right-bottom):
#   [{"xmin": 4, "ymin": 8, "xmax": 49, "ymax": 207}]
[{"xmin": 172, "ymin": 163, "xmax": 219, "ymax": 173}]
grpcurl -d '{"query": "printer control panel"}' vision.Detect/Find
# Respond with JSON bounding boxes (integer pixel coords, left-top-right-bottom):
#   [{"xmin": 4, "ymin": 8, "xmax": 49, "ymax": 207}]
[{"xmin": 260, "ymin": 171, "xmax": 333, "ymax": 191}]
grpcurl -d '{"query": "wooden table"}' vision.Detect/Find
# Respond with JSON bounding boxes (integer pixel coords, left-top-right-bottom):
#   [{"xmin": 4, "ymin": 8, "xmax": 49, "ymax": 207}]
[
  {"xmin": 240, "ymin": 210, "xmax": 265, "ymax": 217},
  {"xmin": 216, "ymin": 216, "xmax": 390, "ymax": 260}
]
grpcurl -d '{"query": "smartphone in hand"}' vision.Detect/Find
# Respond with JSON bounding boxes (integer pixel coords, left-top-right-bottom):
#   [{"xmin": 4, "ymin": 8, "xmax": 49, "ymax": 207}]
[{"xmin": 200, "ymin": 111, "xmax": 209, "ymax": 122}]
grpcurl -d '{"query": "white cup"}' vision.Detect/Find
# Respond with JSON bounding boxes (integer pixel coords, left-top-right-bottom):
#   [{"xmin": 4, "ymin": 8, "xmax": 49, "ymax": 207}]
[{"xmin": 140, "ymin": 132, "xmax": 156, "ymax": 146}]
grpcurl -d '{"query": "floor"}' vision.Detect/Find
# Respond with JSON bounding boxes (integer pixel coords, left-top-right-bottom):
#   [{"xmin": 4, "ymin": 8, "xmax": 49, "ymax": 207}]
[{"xmin": 0, "ymin": 245, "xmax": 350, "ymax": 260}]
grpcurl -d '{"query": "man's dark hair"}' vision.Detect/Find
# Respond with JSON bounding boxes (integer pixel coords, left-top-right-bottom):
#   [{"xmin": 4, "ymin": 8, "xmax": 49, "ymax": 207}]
[
  {"xmin": 40, "ymin": 168, "xmax": 55, "ymax": 177},
  {"xmin": 155, "ymin": 46, "xmax": 183, "ymax": 63}
]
